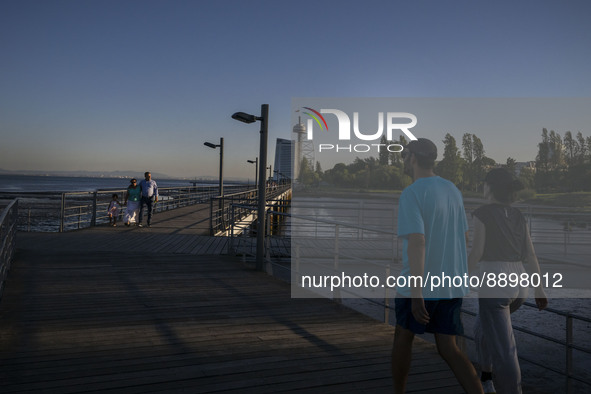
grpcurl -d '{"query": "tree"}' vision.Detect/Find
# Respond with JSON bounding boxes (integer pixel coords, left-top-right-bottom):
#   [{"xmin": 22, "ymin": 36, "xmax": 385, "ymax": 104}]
[
  {"xmin": 378, "ymin": 135, "xmax": 389, "ymax": 166},
  {"xmin": 534, "ymin": 129, "xmax": 591, "ymax": 192},
  {"xmin": 460, "ymin": 133, "xmax": 488, "ymax": 191},
  {"xmin": 298, "ymin": 158, "xmax": 319, "ymax": 187},
  {"xmin": 564, "ymin": 131, "xmax": 576, "ymax": 166},
  {"xmin": 576, "ymin": 132, "xmax": 587, "ymax": 164},
  {"xmin": 519, "ymin": 167, "xmax": 535, "ymax": 190},
  {"xmin": 472, "ymin": 134, "xmax": 486, "ymax": 180},
  {"xmin": 535, "ymin": 128, "xmax": 551, "ymax": 192},
  {"xmin": 315, "ymin": 161, "xmax": 323, "ymax": 180},
  {"xmin": 549, "ymin": 130, "xmax": 566, "ymax": 190},
  {"xmin": 436, "ymin": 133, "xmax": 463, "ymax": 185},
  {"xmin": 563, "ymin": 131, "xmax": 591, "ymax": 192},
  {"xmin": 505, "ymin": 157, "xmax": 517, "ymax": 175},
  {"xmin": 324, "ymin": 163, "xmax": 353, "ymax": 187},
  {"xmin": 548, "ymin": 130, "xmax": 565, "ymax": 170},
  {"xmin": 391, "ymin": 135, "xmax": 408, "ymax": 167},
  {"xmin": 462, "ymin": 133, "xmax": 474, "ymax": 191}
]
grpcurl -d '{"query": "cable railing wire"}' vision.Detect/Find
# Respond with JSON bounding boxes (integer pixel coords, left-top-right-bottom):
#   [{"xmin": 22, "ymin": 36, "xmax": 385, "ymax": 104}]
[{"xmin": 231, "ymin": 207, "xmax": 590, "ymax": 393}]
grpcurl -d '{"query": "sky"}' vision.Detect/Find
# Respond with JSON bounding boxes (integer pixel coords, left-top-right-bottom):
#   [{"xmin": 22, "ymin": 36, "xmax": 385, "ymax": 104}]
[{"xmin": 1, "ymin": 0, "xmax": 590, "ymax": 180}]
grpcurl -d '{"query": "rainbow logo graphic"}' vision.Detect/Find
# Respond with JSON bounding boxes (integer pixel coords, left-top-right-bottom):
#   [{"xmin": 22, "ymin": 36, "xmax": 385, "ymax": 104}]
[{"xmin": 298, "ymin": 107, "xmax": 329, "ymax": 131}]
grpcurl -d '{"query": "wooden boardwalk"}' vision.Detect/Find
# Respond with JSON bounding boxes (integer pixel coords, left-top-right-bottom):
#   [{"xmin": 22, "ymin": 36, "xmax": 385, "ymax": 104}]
[{"xmin": 0, "ymin": 204, "xmax": 463, "ymax": 393}]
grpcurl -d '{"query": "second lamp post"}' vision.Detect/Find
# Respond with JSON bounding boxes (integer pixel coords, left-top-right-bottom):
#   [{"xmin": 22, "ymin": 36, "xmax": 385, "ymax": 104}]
[
  {"xmin": 247, "ymin": 158, "xmax": 258, "ymax": 189},
  {"xmin": 204, "ymin": 137, "xmax": 224, "ymax": 198}
]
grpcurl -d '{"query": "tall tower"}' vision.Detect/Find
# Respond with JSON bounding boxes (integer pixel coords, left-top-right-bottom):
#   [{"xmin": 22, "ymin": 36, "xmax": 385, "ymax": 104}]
[{"xmin": 293, "ymin": 116, "xmax": 315, "ymax": 180}]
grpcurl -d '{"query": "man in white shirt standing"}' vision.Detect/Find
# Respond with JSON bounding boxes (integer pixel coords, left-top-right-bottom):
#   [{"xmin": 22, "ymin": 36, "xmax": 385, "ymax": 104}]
[{"xmin": 138, "ymin": 171, "xmax": 158, "ymax": 228}]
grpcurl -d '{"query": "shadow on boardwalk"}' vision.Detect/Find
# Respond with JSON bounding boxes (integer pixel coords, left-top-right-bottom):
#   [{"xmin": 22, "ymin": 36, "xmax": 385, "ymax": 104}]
[{"xmin": 0, "ymin": 205, "xmax": 463, "ymax": 393}]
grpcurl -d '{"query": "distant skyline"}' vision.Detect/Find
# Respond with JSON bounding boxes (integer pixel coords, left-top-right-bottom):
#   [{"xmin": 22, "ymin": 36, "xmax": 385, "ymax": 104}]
[{"xmin": 1, "ymin": 1, "xmax": 591, "ymax": 179}]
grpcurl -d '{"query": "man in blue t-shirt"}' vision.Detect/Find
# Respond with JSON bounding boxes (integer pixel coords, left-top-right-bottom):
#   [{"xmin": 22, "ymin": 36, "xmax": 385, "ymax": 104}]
[{"xmin": 391, "ymin": 138, "xmax": 482, "ymax": 394}]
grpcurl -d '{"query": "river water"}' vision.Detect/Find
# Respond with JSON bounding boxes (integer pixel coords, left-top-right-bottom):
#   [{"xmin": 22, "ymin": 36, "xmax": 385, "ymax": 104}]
[{"xmin": 289, "ymin": 192, "xmax": 591, "ymax": 392}]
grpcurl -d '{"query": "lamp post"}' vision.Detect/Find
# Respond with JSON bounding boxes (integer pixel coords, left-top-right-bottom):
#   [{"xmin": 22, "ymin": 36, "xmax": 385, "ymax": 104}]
[
  {"xmin": 247, "ymin": 158, "xmax": 258, "ymax": 189},
  {"xmin": 204, "ymin": 137, "xmax": 224, "ymax": 198},
  {"xmin": 232, "ymin": 105, "xmax": 268, "ymax": 271}
]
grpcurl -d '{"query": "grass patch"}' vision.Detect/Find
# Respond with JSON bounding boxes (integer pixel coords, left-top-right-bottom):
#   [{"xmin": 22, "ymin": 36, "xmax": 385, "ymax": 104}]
[{"xmin": 522, "ymin": 192, "xmax": 591, "ymax": 210}]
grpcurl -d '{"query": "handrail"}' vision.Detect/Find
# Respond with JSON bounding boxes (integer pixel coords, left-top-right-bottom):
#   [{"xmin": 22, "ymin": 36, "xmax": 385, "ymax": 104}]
[
  {"xmin": 6, "ymin": 184, "xmax": 251, "ymax": 232},
  {"xmin": 263, "ymin": 208, "xmax": 590, "ymax": 393},
  {"xmin": 209, "ymin": 184, "xmax": 292, "ymax": 236},
  {"xmin": 0, "ymin": 199, "xmax": 18, "ymax": 299}
]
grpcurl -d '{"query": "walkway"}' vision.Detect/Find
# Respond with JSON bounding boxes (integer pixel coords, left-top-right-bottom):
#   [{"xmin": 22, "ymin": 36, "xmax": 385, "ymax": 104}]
[{"xmin": 0, "ymin": 204, "xmax": 464, "ymax": 393}]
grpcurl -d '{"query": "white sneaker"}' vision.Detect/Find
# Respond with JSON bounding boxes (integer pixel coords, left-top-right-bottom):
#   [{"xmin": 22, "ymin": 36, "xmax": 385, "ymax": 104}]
[{"xmin": 482, "ymin": 380, "xmax": 496, "ymax": 394}]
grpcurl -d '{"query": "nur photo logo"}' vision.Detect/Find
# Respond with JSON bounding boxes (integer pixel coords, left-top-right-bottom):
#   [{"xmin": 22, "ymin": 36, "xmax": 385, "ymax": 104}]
[{"xmin": 297, "ymin": 107, "xmax": 418, "ymax": 154}]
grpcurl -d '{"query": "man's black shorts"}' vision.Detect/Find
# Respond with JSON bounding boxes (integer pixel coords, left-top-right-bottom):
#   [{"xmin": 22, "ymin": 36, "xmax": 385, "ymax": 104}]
[{"xmin": 395, "ymin": 297, "xmax": 464, "ymax": 335}]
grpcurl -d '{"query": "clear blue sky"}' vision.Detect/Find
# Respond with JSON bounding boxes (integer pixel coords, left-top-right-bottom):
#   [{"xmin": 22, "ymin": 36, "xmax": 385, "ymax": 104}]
[{"xmin": 1, "ymin": 0, "xmax": 590, "ymax": 179}]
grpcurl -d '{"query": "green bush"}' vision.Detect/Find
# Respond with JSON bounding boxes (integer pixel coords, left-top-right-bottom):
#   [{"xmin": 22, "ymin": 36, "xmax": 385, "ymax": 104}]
[{"xmin": 517, "ymin": 188, "xmax": 535, "ymax": 201}]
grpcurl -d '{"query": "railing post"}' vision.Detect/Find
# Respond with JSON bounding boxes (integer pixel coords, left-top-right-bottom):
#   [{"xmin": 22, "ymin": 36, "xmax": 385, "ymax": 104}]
[
  {"xmin": 91, "ymin": 191, "xmax": 97, "ymax": 227},
  {"xmin": 564, "ymin": 220, "xmax": 570, "ymax": 255},
  {"xmin": 358, "ymin": 200, "xmax": 363, "ymax": 240},
  {"xmin": 27, "ymin": 208, "xmax": 31, "ymax": 232},
  {"xmin": 395, "ymin": 207, "xmax": 399, "ymax": 263},
  {"xmin": 295, "ymin": 244, "xmax": 301, "ymax": 286},
  {"xmin": 0, "ymin": 200, "xmax": 18, "ymax": 300},
  {"xmin": 334, "ymin": 224, "xmax": 339, "ymax": 270},
  {"xmin": 265, "ymin": 210, "xmax": 271, "ymax": 261},
  {"xmin": 229, "ymin": 205, "xmax": 235, "ymax": 252},
  {"xmin": 12, "ymin": 200, "xmax": 18, "ymax": 253},
  {"xmin": 265, "ymin": 209, "xmax": 271, "ymax": 268},
  {"xmin": 528, "ymin": 205, "xmax": 532, "ymax": 236},
  {"xmin": 59, "ymin": 193, "xmax": 65, "ymax": 232},
  {"xmin": 566, "ymin": 315, "xmax": 573, "ymax": 393},
  {"xmin": 384, "ymin": 265, "xmax": 390, "ymax": 323},
  {"xmin": 333, "ymin": 224, "xmax": 341, "ymax": 303},
  {"xmin": 78, "ymin": 206, "xmax": 82, "ymax": 229},
  {"xmin": 209, "ymin": 197, "xmax": 214, "ymax": 236},
  {"xmin": 564, "ymin": 230, "xmax": 566, "ymax": 255},
  {"xmin": 0, "ymin": 209, "xmax": 5, "ymax": 250}
]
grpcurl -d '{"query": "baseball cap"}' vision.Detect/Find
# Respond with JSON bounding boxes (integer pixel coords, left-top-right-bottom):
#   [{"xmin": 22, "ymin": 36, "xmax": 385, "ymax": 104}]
[{"xmin": 402, "ymin": 138, "xmax": 437, "ymax": 160}]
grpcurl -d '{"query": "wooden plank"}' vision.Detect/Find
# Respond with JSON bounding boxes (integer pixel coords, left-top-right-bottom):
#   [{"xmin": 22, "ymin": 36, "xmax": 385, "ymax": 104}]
[
  {"xmin": 185, "ymin": 237, "xmax": 211, "ymax": 254},
  {"xmin": 173, "ymin": 235, "xmax": 202, "ymax": 254},
  {"xmin": 202, "ymin": 236, "xmax": 223, "ymax": 255},
  {"xmin": 0, "ymin": 225, "xmax": 469, "ymax": 393},
  {"xmin": 210, "ymin": 237, "xmax": 228, "ymax": 255}
]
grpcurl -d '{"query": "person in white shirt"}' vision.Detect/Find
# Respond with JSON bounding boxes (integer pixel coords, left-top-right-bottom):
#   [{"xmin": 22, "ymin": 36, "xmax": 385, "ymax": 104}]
[{"xmin": 138, "ymin": 171, "xmax": 158, "ymax": 227}]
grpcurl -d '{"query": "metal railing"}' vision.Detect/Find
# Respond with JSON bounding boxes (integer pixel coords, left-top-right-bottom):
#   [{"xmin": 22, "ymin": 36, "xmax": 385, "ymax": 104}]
[
  {"xmin": 286, "ymin": 198, "xmax": 590, "ymax": 259},
  {"xmin": 461, "ymin": 302, "xmax": 591, "ymax": 393},
  {"xmin": 209, "ymin": 189, "xmax": 258, "ymax": 236},
  {"xmin": 263, "ymin": 209, "xmax": 591, "ymax": 393},
  {"xmin": 0, "ymin": 185, "xmax": 252, "ymax": 232},
  {"xmin": 0, "ymin": 199, "xmax": 18, "ymax": 299},
  {"xmin": 209, "ymin": 184, "xmax": 292, "ymax": 236}
]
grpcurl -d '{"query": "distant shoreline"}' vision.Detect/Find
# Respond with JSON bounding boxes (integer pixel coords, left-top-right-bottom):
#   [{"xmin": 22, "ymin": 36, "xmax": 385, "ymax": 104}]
[
  {"xmin": 0, "ymin": 172, "xmax": 248, "ymax": 184},
  {"xmin": 0, "ymin": 172, "xmax": 243, "ymax": 182}
]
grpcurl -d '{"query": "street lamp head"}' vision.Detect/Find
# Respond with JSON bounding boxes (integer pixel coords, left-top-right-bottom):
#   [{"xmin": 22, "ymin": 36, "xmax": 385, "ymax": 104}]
[
  {"xmin": 231, "ymin": 112, "xmax": 257, "ymax": 124},
  {"xmin": 204, "ymin": 142, "xmax": 218, "ymax": 149}
]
